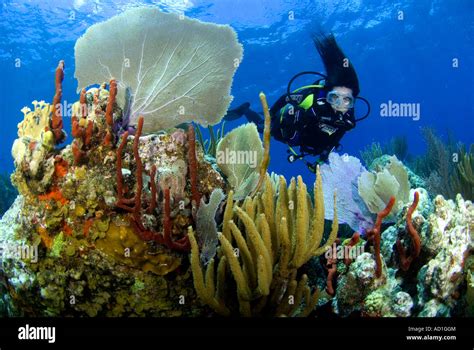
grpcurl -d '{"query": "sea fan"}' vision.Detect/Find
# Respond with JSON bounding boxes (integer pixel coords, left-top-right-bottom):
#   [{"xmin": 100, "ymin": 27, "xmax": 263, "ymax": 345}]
[
  {"xmin": 320, "ymin": 152, "xmax": 374, "ymax": 233},
  {"xmin": 74, "ymin": 7, "xmax": 243, "ymax": 133}
]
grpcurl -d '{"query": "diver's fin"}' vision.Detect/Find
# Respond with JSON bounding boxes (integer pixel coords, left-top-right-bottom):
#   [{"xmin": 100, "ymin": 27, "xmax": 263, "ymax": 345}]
[
  {"xmin": 223, "ymin": 102, "xmax": 251, "ymax": 121},
  {"xmin": 243, "ymin": 108, "xmax": 264, "ymax": 125}
]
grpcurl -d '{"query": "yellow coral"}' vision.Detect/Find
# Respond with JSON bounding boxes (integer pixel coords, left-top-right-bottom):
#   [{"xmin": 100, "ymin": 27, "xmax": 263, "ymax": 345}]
[
  {"xmin": 252, "ymin": 92, "xmax": 271, "ymax": 196},
  {"xmin": 95, "ymin": 220, "xmax": 181, "ymax": 276},
  {"xmin": 189, "ymin": 167, "xmax": 337, "ymax": 316},
  {"xmin": 17, "ymin": 101, "xmax": 52, "ymax": 142},
  {"xmin": 12, "ymin": 101, "xmax": 55, "ymax": 172}
]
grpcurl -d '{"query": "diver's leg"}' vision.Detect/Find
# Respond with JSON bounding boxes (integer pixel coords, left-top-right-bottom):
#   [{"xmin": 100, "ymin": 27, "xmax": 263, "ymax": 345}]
[
  {"xmin": 223, "ymin": 102, "xmax": 251, "ymax": 121},
  {"xmin": 242, "ymin": 107, "xmax": 265, "ymax": 132}
]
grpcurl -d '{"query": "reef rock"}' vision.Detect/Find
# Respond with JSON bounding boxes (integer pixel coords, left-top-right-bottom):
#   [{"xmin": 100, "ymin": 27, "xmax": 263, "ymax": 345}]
[
  {"xmin": 416, "ymin": 194, "xmax": 473, "ymax": 315},
  {"xmin": 333, "ymin": 252, "xmax": 387, "ymax": 316},
  {"xmin": 1, "ymin": 86, "xmax": 224, "ymax": 316}
]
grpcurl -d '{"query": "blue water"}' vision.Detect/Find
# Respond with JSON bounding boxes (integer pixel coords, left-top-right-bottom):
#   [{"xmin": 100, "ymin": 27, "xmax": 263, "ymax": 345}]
[{"xmin": 0, "ymin": 0, "xmax": 472, "ymax": 186}]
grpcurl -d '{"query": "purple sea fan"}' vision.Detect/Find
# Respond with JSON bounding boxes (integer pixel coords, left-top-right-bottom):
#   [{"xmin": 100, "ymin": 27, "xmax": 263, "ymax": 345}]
[{"xmin": 320, "ymin": 152, "xmax": 374, "ymax": 233}]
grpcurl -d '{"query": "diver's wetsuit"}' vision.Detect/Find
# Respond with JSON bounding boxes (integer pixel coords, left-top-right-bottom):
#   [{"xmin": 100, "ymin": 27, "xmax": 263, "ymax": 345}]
[
  {"xmin": 229, "ymin": 86, "xmax": 356, "ymax": 162},
  {"xmin": 269, "ymin": 89, "xmax": 356, "ymax": 161}
]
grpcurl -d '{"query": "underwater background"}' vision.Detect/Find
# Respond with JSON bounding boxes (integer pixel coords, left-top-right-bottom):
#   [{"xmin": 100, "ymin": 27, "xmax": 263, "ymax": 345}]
[
  {"xmin": 0, "ymin": 0, "xmax": 473, "ymax": 196},
  {"xmin": 0, "ymin": 0, "xmax": 473, "ymax": 319}
]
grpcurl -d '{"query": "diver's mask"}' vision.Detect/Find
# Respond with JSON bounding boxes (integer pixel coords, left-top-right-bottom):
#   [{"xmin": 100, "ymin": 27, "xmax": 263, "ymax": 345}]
[
  {"xmin": 284, "ymin": 71, "xmax": 371, "ymax": 122},
  {"xmin": 326, "ymin": 90, "xmax": 354, "ymax": 112}
]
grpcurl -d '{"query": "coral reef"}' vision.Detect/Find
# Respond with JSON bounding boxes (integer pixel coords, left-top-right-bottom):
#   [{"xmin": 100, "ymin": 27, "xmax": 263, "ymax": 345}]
[
  {"xmin": 332, "ymin": 185, "xmax": 473, "ymax": 317},
  {"xmin": 1, "ymin": 7, "xmax": 472, "ymax": 319},
  {"xmin": 1, "ymin": 62, "xmax": 225, "ymax": 316},
  {"xmin": 334, "ymin": 253, "xmax": 388, "ymax": 316},
  {"xmin": 115, "ymin": 116, "xmax": 192, "ymax": 251},
  {"xmin": 0, "ymin": 197, "xmax": 198, "ymax": 317},
  {"xmin": 416, "ymin": 194, "xmax": 473, "ymax": 315}
]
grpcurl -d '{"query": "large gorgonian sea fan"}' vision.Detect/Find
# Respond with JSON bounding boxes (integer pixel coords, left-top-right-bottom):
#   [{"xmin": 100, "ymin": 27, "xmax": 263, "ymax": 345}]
[
  {"xmin": 320, "ymin": 152, "xmax": 374, "ymax": 233},
  {"xmin": 74, "ymin": 7, "xmax": 243, "ymax": 133}
]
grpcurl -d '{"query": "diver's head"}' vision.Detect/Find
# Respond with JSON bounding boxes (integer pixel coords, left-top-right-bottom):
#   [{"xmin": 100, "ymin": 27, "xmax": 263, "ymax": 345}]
[
  {"xmin": 313, "ymin": 33, "xmax": 360, "ymax": 97},
  {"xmin": 327, "ymin": 86, "xmax": 354, "ymax": 113}
]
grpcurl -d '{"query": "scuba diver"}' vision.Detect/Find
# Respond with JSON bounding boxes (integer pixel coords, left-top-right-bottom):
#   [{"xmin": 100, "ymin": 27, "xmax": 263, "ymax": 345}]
[{"xmin": 224, "ymin": 33, "xmax": 370, "ymax": 173}]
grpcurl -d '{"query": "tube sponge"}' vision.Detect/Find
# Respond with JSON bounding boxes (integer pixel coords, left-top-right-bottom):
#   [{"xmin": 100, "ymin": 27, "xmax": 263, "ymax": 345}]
[{"xmin": 74, "ymin": 7, "xmax": 243, "ymax": 133}]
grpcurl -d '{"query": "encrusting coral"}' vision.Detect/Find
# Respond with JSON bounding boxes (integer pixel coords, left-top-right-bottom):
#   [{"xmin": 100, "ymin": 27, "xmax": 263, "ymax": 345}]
[
  {"xmin": 189, "ymin": 168, "xmax": 338, "ymax": 316},
  {"xmin": 416, "ymin": 194, "xmax": 473, "ymax": 316}
]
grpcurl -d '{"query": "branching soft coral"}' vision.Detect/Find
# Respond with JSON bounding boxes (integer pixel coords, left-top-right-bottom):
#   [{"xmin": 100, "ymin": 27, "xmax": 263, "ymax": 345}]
[{"xmin": 451, "ymin": 144, "xmax": 474, "ymax": 200}]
